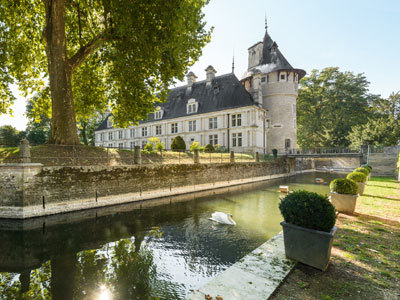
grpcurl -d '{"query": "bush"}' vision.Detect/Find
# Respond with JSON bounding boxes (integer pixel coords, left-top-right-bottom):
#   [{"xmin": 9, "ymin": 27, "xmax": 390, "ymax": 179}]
[
  {"xmin": 330, "ymin": 178, "xmax": 359, "ymax": 195},
  {"xmin": 155, "ymin": 142, "xmax": 165, "ymax": 152},
  {"xmin": 204, "ymin": 144, "xmax": 215, "ymax": 153},
  {"xmin": 272, "ymin": 149, "xmax": 278, "ymax": 158},
  {"xmin": 363, "ymin": 165, "xmax": 372, "ymax": 172},
  {"xmin": 214, "ymin": 144, "xmax": 228, "ymax": 153},
  {"xmin": 279, "ymin": 190, "xmax": 336, "ymax": 232},
  {"xmin": 189, "ymin": 141, "xmax": 201, "ymax": 152},
  {"xmin": 171, "ymin": 136, "xmax": 186, "ymax": 150},
  {"xmin": 144, "ymin": 142, "xmax": 153, "ymax": 152},
  {"xmin": 354, "ymin": 167, "xmax": 369, "ymax": 175},
  {"xmin": 346, "ymin": 172, "xmax": 367, "ymax": 183}
]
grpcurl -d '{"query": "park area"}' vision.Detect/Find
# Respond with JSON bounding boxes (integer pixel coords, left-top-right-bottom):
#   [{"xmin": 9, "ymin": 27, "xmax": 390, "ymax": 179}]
[{"xmin": 270, "ymin": 176, "xmax": 400, "ymax": 300}]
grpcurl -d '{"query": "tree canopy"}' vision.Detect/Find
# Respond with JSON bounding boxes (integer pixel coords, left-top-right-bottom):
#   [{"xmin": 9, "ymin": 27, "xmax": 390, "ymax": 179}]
[{"xmin": 0, "ymin": 0, "xmax": 211, "ymax": 144}]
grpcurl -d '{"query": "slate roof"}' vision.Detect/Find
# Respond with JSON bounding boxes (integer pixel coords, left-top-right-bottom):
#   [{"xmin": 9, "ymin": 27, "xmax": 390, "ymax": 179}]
[
  {"xmin": 243, "ymin": 29, "xmax": 305, "ymax": 79},
  {"xmin": 96, "ymin": 73, "xmax": 258, "ymax": 131}
]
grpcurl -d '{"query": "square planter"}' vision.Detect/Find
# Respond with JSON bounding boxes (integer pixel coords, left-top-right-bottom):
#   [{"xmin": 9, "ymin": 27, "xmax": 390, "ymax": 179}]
[
  {"xmin": 330, "ymin": 192, "xmax": 358, "ymax": 214},
  {"xmin": 358, "ymin": 182, "xmax": 366, "ymax": 195},
  {"xmin": 281, "ymin": 221, "xmax": 337, "ymax": 271}
]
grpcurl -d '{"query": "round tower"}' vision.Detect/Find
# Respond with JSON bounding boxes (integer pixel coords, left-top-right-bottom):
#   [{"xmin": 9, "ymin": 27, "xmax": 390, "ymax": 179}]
[{"xmin": 241, "ymin": 21, "xmax": 305, "ymax": 154}]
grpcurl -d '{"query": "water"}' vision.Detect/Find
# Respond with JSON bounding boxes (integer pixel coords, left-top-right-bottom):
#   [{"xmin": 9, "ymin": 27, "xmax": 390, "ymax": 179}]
[{"xmin": 0, "ymin": 172, "xmax": 341, "ymax": 299}]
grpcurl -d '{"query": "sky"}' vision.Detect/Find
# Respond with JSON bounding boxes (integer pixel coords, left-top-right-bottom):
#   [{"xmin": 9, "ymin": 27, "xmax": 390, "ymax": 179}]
[{"xmin": 1, "ymin": 0, "xmax": 400, "ymax": 130}]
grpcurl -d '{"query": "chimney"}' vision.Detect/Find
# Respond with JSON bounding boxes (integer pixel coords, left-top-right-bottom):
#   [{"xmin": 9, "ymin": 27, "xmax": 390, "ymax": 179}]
[
  {"xmin": 186, "ymin": 71, "xmax": 198, "ymax": 87},
  {"xmin": 205, "ymin": 65, "xmax": 217, "ymax": 85}
]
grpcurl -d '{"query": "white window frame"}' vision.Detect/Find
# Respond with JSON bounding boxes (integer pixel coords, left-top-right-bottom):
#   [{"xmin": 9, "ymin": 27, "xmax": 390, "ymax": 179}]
[
  {"xmin": 189, "ymin": 120, "xmax": 196, "ymax": 132},
  {"xmin": 130, "ymin": 128, "xmax": 135, "ymax": 138},
  {"xmin": 154, "ymin": 106, "xmax": 163, "ymax": 120},
  {"xmin": 209, "ymin": 117, "xmax": 217, "ymax": 129},
  {"xmin": 118, "ymin": 130, "xmax": 123, "ymax": 139},
  {"xmin": 186, "ymin": 98, "xmax": 198, "ymax": 114},
  {"xmin": 279, "ymin": 72, "xmax": 287, "ymax": 82},
  {"xmin": 209, "ymin": 134, "xmax": 218, "ymax": 145},
  {"xmin": 130, "ymin": 141, "xmax": 135, "ymax": 149},
  {"xmin": 155, "ymin": 125, "xmax": 162, "ymax": 135},
  {"xmin": 108, "ymin": 132, "xmax": 113, "ymax": 141},
  {"xmin": 232, "ymin": 114, "xmax": 242, "ymax": 127},
  {"xmin": 232, "ymin": 132, "xmax": 242, "ymax": 147},
  {"xmin": 108, "ymin": 143, "xmax": 113, "ymax": 148},
  {"xmin": 142, "ymin": 127, "xmax": 148, "ymax": 137},
  {"xmin": 107, "ymin": 117, "xmax": 113, "ymax": 128},
  {"xmin": 171, "ymin": 123, "xmax": 178, "ymax": 134},
  {"xmin": 100, "ymin": 133, "xmax": 105, "ymax": 141}
]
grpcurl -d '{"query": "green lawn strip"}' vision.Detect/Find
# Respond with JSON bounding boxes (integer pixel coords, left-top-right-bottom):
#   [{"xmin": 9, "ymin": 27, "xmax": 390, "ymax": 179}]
[
  {"xmin": 0, "ymin": 147, "xmax": 19, "ymax": 163},
  {"xmin": 356, "ymin": 177, "xmax": 400, "ymax": 222},
  {"xmin": 270, "ymin": 177, "xmax": 400, "ymax": 300}
]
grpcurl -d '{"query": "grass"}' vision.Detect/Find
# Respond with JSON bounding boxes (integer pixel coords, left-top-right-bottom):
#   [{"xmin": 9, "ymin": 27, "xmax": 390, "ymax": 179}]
[
  {"xmin": 270, "ymin": 176, "xmax": 400, "ymax": 300},
  {"xmin": 0, "ymin": 147, "xmax": 19, "ymax": 163}
]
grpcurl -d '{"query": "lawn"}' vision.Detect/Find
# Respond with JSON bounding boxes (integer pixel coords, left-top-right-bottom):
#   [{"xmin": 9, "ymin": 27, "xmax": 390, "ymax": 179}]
[{"xmin": 270, "ymin": 176, "xmax": 400, "ymax": 300}]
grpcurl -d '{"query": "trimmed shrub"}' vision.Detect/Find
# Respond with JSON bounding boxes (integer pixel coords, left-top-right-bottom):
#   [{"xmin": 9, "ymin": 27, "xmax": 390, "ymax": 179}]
[
  {"xmin": 189, "ymin": 141, "xmax": 201, "ymax": 152},
  {"xmin": 204, "ymin": 144, "xmax": 215, "ymax": 153},
  {"xmin": 144, "ymin": 142, "xmax": 153, "ymax": 152},
  {"xmin": 347, "ymin": 172, "xmax": 367, "ymax": 183},
  {"xmin": 279, "ymin": 190, "xmax": 336, "ymax": 232},
  {"xmin": 171, "ymin": 136, "xmax": 186, "ymax": 150},
  {"xmin": 330, "ymin": 178, "xmax": 359, "ymax": 195},
  {"xmin": 272, "ymin": 149, "xmax": 278, "ymax": 158},
  {"xmin": 363, "ymin": 165, "xmax": 372, "ymax": 172},
  {"xmin": 354, "ymin": 167, "xmax": 369, "ymax": 175},
  {"xmin": 215, "ymin": 144, "xmax": 228, "ymax": 153}
]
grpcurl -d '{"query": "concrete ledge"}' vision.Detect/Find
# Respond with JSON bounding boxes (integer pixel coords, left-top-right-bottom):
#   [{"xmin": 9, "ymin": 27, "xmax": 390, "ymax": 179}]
[{"xmin": 186, "ymin": 232, "xmax": 296, "ymax": 300}]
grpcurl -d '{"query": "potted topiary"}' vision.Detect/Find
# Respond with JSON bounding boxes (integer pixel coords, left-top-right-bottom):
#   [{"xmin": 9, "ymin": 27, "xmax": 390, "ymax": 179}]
[
  {"xmin": 354, "ymin": 167, "xmax": 369, "ymax": 181},
  {"xmin": 329, "ymin": 178, "xmax": 359, "ymax": 214},
  {"xmin": 280, "ymin": 190, "xmax": 337, "ymax": 271},
  {"xmin": 346, "ymin": 172, "xmax": 367, "ymax": 195},
  {"xmin": 362, "ymin": 165, "xmax": 372, "ymax": 180}
]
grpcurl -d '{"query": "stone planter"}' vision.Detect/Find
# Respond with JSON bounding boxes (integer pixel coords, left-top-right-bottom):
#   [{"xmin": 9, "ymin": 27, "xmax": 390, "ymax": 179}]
[
  {"xmin": 330, "ymin": 192, "xmax": 358, "ymax": 214},
  {"xmin": 357, "ymin": 182, "xmax": 366, "ymax": 195},
  {"xmin": 281, "ymin": 221, "xmax": 337, "ymax": 271}
]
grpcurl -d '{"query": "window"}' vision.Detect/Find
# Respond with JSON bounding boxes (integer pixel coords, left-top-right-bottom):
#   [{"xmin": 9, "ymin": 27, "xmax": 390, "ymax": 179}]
[
  {"xmin": 142, "ymin": 127, "xmax": 148, "ymax": 137},
  {"xmin": 285, "ymin": 139, "xmax": 291, "ymax": 149},
  {"xmin": 107, "ymin": 117, "xmax": 113, "ymax": 128},
  {"xmin": 141, "ymin": 141, "xmax": 147, "ymax": 149},
  {"xmin": 232, "ymin": 114, "xmax": 242, "ymax": 127},
  {"xmin": 232, "ymin": 133, "xmax": 242, "ymax": 147},
  {"xmin": 189, "ymin": 120, "xmax": 196, "ymax": 132},
  {"xmin": 130, "ymin": 129, "xmax": 135, "ymax": 138},
  {"xmin": 209, "ymin": 134, "xmax": 218, "ymax": 145},
  {"xmin": 118, "ymin": 142, "xmax": 124, "ymax": 149},
  {"xmin": 108, "ymin": 132, "xmax": 113, "ymax": 140},
  {"xmin": 130, "ymin": 141, "xmax": 135, "ymax": 149},
  {"xmin": 155, "ymin": 125, "xmax": 162, "ymax": 135},
  {"xmin": 186, "ymin": 98, "xmax": 198, "ymax": 114},
  {"xmin": 261, "ymin": 77, "xmax": 266, "ymax": 83},
  {"xmin": 266, "ymin": 119, "xmax": 270, "ymax": 128},
  {"xmin": 209, "ymin": 117, "xmax": 217, "ymax": 129},
  {"xmin": 118, "ymin": 130, "xmax": 123, "ymax": 139},
  {"xmin": 108, "ymin": 143, "xmax": 113, "ymax": 147},
  {"xmin": 280, "ymin": 73, "xmax": 286, "ymax": 82},
  {"xmin": 171, "ymin": 123, "xmax": 178, "ymax": 134},
  {"xmin": 100, "ymin": 133, "xmax": 105, "ymax": 141}
]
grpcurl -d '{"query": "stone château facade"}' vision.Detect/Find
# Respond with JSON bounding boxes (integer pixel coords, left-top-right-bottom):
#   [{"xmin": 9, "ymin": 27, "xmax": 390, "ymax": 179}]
[{"xmin": 95, "ymin": 22, "xmax": 305, "ymax": 153}]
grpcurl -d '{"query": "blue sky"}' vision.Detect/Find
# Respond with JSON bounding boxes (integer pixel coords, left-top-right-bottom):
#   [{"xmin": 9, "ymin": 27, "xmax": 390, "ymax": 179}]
[{"xmin": 2, "ymin": 0, "xmax": 399, "ymax": 130}]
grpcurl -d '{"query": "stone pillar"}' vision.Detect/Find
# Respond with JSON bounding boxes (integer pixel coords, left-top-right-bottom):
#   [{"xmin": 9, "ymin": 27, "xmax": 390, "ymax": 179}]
[
  {"xmin": 193, "ymin": 149, "xmax": 200, "ymax": 164},
  {"xmin": 19, "ymin": 138, "xmax": 31, "ymax": 163},
  {"xmin": 134, "ymin": 146, "xmax": 141, "ymax": 165},
  {"xmin": 230, "ymin": 151, "xmax": 235, "ymax": 163},
  {"xmin": 255, "ymin": 152, "xmax": 259, "ymax": 162}
]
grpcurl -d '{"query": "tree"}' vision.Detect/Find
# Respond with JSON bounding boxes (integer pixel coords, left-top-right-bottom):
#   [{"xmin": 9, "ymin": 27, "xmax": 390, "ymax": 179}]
[
  {"xmin": 171, "ymin": 136, "xmax": 186, "ymax": 150},
  {"xmin": 297, "ymin": 67, "xmax": 377, "ymax": 148},
  {"xmin": 25, "ymin": 92, "xmax": 51, "ymax": 145},
  {"xmin": 0, "ymin": 0, "xmax": 211, "ymax": 144},
  {"xmin": 371, "ymin": 91, "xmax": 400, "ymax": 121},
  {"xmin": 0, "ymin": 125, "xmax": 25, "ymax": 146}
]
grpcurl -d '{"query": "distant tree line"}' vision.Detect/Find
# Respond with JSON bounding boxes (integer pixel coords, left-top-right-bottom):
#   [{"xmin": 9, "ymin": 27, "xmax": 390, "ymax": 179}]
[{"xmin": 297, "ymin": 67, "xmax": 400, "ymax": 150}]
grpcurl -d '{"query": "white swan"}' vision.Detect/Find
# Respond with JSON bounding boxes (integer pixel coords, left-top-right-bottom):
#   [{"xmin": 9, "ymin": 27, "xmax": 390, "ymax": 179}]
[{"xmin": 209, "ymin": 212, "xmax": 236, "ymax": 225}]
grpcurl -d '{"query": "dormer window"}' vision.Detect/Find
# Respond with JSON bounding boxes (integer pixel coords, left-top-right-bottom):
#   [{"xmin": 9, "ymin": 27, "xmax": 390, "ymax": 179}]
[
  {"xmin": 154, "ymin": 106, "xmax": 163, "ymax": 120},
  {"xmin": 280, "ymin": 73, "xmax": 287, "ymax": 82},
  {"xmin": 187, "ymin": 98, "xmax": 198, "ymax": 114},
  {"xmin": 107, "ymin": 116, "xmax": 113, "ymax": 128}
]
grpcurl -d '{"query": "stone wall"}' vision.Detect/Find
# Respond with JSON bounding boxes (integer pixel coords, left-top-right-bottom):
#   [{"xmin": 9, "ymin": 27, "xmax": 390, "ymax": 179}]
[
  {"xmin": 313, "ymin": 156, "xmax": 361, "ymax": 171},
  {"xmin": 0, "ymin": 158, "xmax": 298, "ymax": 209},
  {"xmin": 368, "ymin": 146, "xmax": 400, "ymax": 177}
]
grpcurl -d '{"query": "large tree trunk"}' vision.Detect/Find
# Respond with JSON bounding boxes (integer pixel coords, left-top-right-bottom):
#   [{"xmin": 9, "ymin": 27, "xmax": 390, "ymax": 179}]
[{"xmin": 44, "ymin": 0, "xmax": 80, "ymax": 145}]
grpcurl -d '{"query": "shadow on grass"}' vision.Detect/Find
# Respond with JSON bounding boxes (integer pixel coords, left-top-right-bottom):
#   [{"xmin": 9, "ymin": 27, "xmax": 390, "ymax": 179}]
[{"xmin": 361, "ymin": 194, "xmax": 400, "ymax": 201}]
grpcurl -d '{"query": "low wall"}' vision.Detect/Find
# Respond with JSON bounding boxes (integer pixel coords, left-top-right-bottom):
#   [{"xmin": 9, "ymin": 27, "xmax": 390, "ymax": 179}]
[
  {"xmin": 368, "ymin": 146, "xmax": 400, "ymax": 177},
  {"xmin": 313, "ymin": 156, "xmax": 361, "ymax": 171},
  {"xmin": 0, "ymin": 158, "xmax": 306, "ymax": 218}
]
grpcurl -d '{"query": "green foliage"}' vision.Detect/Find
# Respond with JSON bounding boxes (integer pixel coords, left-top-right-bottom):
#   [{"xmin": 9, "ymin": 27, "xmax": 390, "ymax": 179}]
[
  {"xmin": 214, "ymin": 144, "xmax": 228, "ymax": 153},
  {"xmin": 0, "ymin": 125, "xmax": 25, "ymax": 146},
  {"xmin": 354, "ymin": 167, "xmax": 369, "ymax": 175},
  {"xmin": 363, "ymin": 165, "xmax": 372, "ymax": 172},
  {"xmin": 330, "ymin": 178, "xmax": 359, "ymax": 195},
  {"xmin": 279, "ymin": 190, "xmax": 336, "ymax": 232},
  {"xmin": 155, "ymin": 141, "xmax": 165, "ymax": 152},
  {"xmin": 189, "ymin": 141, "xmax": 201, "ymax": 151},
  {"xmin": 0, "ymin": 0, "xmax": 212, "ymax": 141},
  {"xmin": 171, "ymin": 136, "xmax": 186, "ymax": 150},
  {"xmin": 272, "ymin": 149, "xmax": 278, "ymax": 158},
  {"xmin": 347, "ymin": 172, "xmax": 367, "ymax": 183},
  {"xmin": 204, "ymin": 143, "xmax": 215, "ymax": 153},
  {"xmin": 297, "ymin": 67, "xmax": 378, "ymax": 148},
  {"xmin": 144, "ymin": 142, "xmax": 154, "ymax": 152}
]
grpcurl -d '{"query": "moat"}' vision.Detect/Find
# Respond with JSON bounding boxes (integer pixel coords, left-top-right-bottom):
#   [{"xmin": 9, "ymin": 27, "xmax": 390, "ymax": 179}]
[{"xmin": 0, "ymin": 172, "xmax": 342, "ymax": 299}]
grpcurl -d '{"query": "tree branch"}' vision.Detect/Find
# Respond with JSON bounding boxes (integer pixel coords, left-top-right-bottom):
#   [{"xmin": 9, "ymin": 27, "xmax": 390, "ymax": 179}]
[{"xmin": 69, "ymin": 33, "xmax": 107, "ymax": 70}]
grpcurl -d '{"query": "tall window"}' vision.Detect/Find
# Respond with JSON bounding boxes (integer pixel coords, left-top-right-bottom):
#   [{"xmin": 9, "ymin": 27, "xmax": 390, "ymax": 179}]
[
  {"xmin": 108, "ymin": 132, "xmax": 113, "ymax": 140},
  {"xmin": 118, "ymin": 130, "xmax": 123, "ymax": 139},
  {"xmin": 187, "ymin": 98, "xmax": 198, "ymax": 114},
  {"xmin": 156, "ymin": 125, "xmax": 162, "ymax": 135},
  {"xmin": 209, "ymin": 117, "xmax": 217, "ymax": 129},
  {"xmin": 100, "ymin": 133, "xmax": 105, "ymax": 141},
  {"xmin": 266, "ymin": 119, "xmax": 270, "ymax": 128},
  {"xmin": 108, "ymin": 143, "xmax": 113, "ymax": 147},
  {"xmin": 232, "ymin": 114, "xmax": 242, "ymax": 127},
  {"xmin": 285, "ymin": 139, "xmax": 291, "ymax": 149},
  {"xmin": 232, "ymin": 133, "xmax": 242, "ymax": 147},
  {"xmin": 155, "ymin": 110, "xmax": 163, "ymax": 119},
  {"xmin": 209, "ymin": 134, "xmax": 218, "ymax": 145},
  {"xmin": 130, "ymin": 141, "xmax": 135, "ymax": 148},
  {"xmin": 142, "ymin": 127, "xmax": 148, "ymax": 137},
  {"xmin": 107, "ymin": 117, "xmax": 113, "ymax": 128},
  {"xmin": 118, "ymin": 142, "xmax": 124, "ymax": 149},
  {"xmin": 189, "ymin": 120, "xmax": 196, "ymax": 132},
  {"xmin": 130, "ymin": 129, "xmax": 135, "ymax": 138},
  {"xmin": 171, "ymin": 123, "xmax": 178, "ymax": 134}
]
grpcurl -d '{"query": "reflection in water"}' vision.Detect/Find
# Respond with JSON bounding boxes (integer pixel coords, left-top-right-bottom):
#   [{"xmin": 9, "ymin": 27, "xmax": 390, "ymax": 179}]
[{"xmin": 0, "ymin": 172, "xmax": 341, "ymax": 299}]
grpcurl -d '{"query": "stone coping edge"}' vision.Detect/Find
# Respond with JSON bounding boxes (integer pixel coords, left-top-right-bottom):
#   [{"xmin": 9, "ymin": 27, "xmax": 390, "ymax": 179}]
[
  {"xmin": 0, "ymin": 169, "xmax": 314, "ymax": 219},
  {"xmin": 186, "ymin": 232, "xmax": 296, "ymax": 300}
]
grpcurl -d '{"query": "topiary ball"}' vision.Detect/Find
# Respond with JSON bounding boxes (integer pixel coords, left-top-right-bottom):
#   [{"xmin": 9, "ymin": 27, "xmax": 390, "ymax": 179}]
[
  {"xmin": 279, "ymin": 190, "xmax": 336, "ymax": 232},
  {"xmin": 347, "ymin": 172, "xmax": 367, "ymax": 183},
  {"xmin": 354, "ymin": 167, "xmax": 369, "ymax": 175},
  {"xmin": 171, "ymin": 136, "xmax": 186, "ymax": 150},
  {"xmin": 204, "ymin": 144, "xmax": 215, "ymax": 153},
  {"xmin": 330, "ymin": 178, "xmax": 359, "ymax": 195},
  {"xmin": 363, "ymin": 165, "xmax": 372, "ymax": 172}
]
